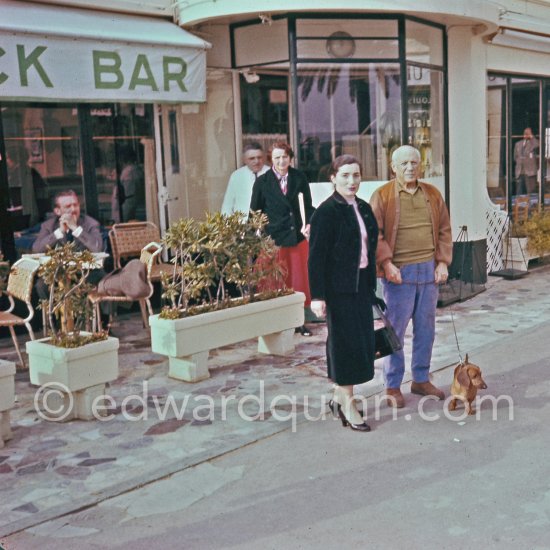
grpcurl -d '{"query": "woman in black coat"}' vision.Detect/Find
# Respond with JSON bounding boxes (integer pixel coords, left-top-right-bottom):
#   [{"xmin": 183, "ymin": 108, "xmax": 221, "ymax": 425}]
[
  {"xmin": 308, "ymin": 155, "xmax": 379, "ymax": 432},
  {"xmin": 250, "ymin": 141, "xmax": 315, "ymax": 335}
]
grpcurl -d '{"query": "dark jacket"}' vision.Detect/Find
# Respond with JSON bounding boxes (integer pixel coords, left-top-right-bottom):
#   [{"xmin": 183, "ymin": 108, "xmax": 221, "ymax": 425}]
[
  {"xmin": 249, "ymin": 167, "xmax": 315, "ymax": 247},
  {"xmin": 308, "ymin": 192, "xmax": 378, "ymax": 300},
  {"xmin": 32, "ymin": 214, "xmax": 104, "ymax": 253}
]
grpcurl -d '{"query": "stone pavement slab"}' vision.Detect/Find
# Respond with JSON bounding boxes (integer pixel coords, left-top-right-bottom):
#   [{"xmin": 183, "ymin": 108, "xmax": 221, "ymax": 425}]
[{"xmin": 1, "ymin": 264, "xmax": 550, "ymax": 538}]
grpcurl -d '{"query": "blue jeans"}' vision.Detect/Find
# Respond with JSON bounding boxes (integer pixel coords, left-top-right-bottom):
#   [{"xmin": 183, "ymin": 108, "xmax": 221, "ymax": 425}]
[{"xmin": 382, "ymin": 260, "xmax": 438, "ymax": 388}]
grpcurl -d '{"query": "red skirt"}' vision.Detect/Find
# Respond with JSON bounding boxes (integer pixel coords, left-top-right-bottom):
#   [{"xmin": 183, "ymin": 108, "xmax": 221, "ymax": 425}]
[
  {"xmin": 278, "ymin": 240, "xmax": 311, "ymax": 307},
  {"xmin": 256, "ymin": 239, "xmax": 311, "ymax": 307}
]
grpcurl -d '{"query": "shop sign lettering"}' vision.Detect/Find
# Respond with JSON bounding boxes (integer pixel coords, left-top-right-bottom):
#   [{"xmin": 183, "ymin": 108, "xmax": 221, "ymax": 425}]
[{"xmin": 0, "ymin": 36, "xmax": 205, "ymax": 102}]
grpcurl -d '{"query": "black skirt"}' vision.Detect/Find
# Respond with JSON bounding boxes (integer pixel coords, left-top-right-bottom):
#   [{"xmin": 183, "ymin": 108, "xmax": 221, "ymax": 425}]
[{"xmin": 325, "ymin": 269, "xmax": 375, "ymax": 386}]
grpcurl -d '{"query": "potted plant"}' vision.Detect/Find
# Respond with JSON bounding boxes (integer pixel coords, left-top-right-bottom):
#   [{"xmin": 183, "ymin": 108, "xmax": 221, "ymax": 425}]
[
  {"xmin": 504, "ymin": 210, "xmax": 550, "ymax": 271},
  {"xmin": 25, "ymin": 243, "xmax": 119, "ymax": 420},
  {"xmin": 149, "ymin": 211, "xmax": 305, "ymax": 382}
]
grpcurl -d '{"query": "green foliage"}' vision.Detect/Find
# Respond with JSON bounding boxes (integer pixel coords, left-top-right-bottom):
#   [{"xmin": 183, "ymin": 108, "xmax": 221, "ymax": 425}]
[
  {"xmin": 38, "ymin": 242, "xmax": 107, "ymax": 346},
  {"xmin": 523, "ymin": 210, "xmax": 550, "ymax": 258},
  {"xmin": 159, "ymin": 211, "xmax": 288, "ymax": 319}
]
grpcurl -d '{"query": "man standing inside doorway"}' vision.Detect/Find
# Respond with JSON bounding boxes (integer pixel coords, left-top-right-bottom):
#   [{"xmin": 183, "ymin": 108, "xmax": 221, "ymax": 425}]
[
  {"xmin": 221, "ymin": 142, "xmax": 269, "ymax": 216},
  {"xmin": 370, "ymin": 145, "xmax": 452, "ymax": 408},
  {"xmin": 514, "ymin": 127, "xmax": 539, "ymax": 195}
]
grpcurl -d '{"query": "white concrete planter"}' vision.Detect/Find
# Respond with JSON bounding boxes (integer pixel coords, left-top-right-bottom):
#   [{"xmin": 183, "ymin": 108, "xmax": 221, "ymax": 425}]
[
  {"xmin": 26, "ymin": 334, "xmax": 119, "ymax": 420},
  {"xmin": 150, "ymin": 292, "xmax": 305, "ymax": 382},
  {"xmin": 0, "ymin": 360, "xmax": 16, "ymax": 448},
  {"xmin": 504, "ymin": 237, "xmax": 535, "ymax": 272}
]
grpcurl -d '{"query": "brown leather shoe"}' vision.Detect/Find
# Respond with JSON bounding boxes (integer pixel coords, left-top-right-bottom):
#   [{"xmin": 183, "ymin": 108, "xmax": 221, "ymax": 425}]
[
  {"xmin": 385, "ymin": 388, "xmax": 405, "ymax": 408},
  {"xmin": 410, "ymin": 381, "xmax": 445, "ymax": 400}
]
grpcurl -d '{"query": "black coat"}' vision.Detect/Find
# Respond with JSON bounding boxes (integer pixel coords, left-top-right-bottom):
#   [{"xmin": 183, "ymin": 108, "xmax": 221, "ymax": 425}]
[
  {"xmin": 250, "ymin": 167, "xmax": 315, "ymax": 247},
  {"xmin": 308, "ymin": 191, "xmax": 378, "ymax": 300}
]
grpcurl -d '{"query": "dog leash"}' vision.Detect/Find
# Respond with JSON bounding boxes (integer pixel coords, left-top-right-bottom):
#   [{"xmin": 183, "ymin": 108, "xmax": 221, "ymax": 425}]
[{"xmin": 448, "ymin": 304, "xmax": 464, "ymax": 364}]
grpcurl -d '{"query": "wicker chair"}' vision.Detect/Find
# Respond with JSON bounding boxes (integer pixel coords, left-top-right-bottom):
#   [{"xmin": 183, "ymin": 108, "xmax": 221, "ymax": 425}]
[
  {"xmin": 0, "ymin": 258, "xmax": 41, "ymax": 368},
  {"xmin": 88, "ymin": 242, "xmax": 162, "ymax": 332},
  {"xmin": 109, "ymin": 221, "xmax": 173, "ymax": 283}
]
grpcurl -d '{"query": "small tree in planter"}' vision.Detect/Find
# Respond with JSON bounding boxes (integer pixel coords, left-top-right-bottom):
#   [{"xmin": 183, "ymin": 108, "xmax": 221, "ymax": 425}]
[
  {"xmin": 26, "ymin": 243, "xmax": 119, "ymax": 420},
  {"xmin": 160, "ymin": 211, "xmax": 288, "ymax": 317},
  {"xmin": 150, "ymin": 211, "xmax": 305, "ymax": 382},
  {"xmin": 38, "ymin": 242, "xmax": 107, "ymax": 346}
]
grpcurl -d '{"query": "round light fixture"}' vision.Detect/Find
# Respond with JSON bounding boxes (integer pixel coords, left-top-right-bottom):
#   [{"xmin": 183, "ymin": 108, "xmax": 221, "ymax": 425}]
[{"xmin": 326, "ymin": 31, "xmax": 356, "ymax": 58}]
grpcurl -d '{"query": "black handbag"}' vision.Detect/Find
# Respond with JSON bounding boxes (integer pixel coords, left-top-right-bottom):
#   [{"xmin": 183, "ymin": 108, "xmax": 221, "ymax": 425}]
[{"xmin": 373, "ymin": 303, "xmax": 402, "ymax": 359}]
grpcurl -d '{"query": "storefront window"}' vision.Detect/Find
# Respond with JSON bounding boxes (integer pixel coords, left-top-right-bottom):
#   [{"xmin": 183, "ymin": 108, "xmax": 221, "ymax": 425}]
[
  {"xmin": 0, "ymin": 102, "xmax": 153, "ymax": 255},
  {"xmin": 486, "ymin": 74, "xmax": 547, "ymax": 220},
  {"xmin": 297, "ymin": 63, "xmax": 401, "ymax": 183},
  {"xmin": 241, "ymin": 72, "xmax": 289, "ymax": 153},
  {"xmin": 2, "ymin": 104, "xmax": 83, "ymax": 231},
  {"xmin": 232, "ymin": 14, "xmax": 446, "ymax": 197}
]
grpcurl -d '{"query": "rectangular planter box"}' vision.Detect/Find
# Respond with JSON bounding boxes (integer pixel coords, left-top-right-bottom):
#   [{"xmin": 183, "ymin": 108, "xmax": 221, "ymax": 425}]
[
  {"xmin": 150, "ymin": 292, "xmax": 305, "ymax": 358},
  {"xmin": 504, "ymin": 237, "xmax": 535, "ymax": 272},
  {"xmin": 26, "ymin": 334, "xmax": 119, "ymax": 392},
  {"xmin": 149, "ymin": 292, "xmax": 305, "ymax": 382},
  {"xmin": 0, "ymin": 360, "xmax": 16, "ymax": 412}
]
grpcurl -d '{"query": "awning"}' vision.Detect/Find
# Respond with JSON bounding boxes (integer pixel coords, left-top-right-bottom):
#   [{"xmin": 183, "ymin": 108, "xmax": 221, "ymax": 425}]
[{"xmin": 0, "ymin": 0, "xmax": 210, "ymax": 103}]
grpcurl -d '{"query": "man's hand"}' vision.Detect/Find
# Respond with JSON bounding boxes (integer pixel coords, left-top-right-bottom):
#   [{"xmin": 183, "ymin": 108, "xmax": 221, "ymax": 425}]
[
  {"xmin": 434, "ymin": 262, "xmax": 448, "ymax": 284},
  {"xmin": 59, "ymin": 213, "xmax": 78, "ymax": 232},
  {"xmin": 383, "ymin": 261, "xmax": 402, "ymax": 284},
  {"xmin": 311, "ymin": 299, "xmax": 326, "ymax": 319}
]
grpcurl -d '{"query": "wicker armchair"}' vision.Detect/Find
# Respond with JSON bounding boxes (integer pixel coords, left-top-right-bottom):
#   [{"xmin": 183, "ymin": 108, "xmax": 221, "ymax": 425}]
[
  {"xmin": 109, "ymin": 221, "xmax": 173, "ymax": 283},
  {"xmin": 88, "ymin": 242, "xmax": 162, "ymax": 332},
  {"xmin": 0, "ymin": 258, "xmax": 41, "ymax": 368}
]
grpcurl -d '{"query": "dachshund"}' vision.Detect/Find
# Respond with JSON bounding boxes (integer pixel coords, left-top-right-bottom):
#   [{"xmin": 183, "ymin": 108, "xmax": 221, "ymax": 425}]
[{"xmin": 448, "ymin": 355, "xmax": 488, "ymax": 415}]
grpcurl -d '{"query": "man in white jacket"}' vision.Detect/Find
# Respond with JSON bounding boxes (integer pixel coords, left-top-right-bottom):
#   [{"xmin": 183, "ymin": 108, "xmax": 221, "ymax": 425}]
[{"xmin": 221, "ymin": 142, "xmax": 269, "ymax": 216}]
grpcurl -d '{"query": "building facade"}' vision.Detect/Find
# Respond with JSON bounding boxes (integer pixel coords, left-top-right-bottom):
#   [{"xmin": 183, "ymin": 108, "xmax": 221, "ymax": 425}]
[
  {"xmin": 0, "ymin": 0, "xmax": 209, "ymax": 261},
  {"xmin": 2, "ymin": 0, "xmax": 550, "ymax": 279}
]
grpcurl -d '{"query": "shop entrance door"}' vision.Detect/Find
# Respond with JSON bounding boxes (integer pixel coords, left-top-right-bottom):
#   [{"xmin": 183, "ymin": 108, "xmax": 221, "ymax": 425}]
[{"xmin": 157, "ymin": 105, "xmax": 187, "ymax": 233}]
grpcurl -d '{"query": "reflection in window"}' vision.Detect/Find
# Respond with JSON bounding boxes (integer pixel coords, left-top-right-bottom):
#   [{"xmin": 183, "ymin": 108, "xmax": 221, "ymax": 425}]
[
  {"xmin": 296, "ymin": 63, "xmax": 401, "ymax": 183},
  {"xmin": 407, "ymin": 66, "xmax": 445, "ymax": 181},
  {"xmin": 486, "ymin": 74, "xmax": 544, "ymax": 221}
]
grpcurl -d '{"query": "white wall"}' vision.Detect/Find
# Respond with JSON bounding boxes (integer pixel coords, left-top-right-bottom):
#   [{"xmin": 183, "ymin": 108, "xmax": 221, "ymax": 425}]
[{"xmin": 447, "ymin": 27, "xmax": 489, "ymax": 242}]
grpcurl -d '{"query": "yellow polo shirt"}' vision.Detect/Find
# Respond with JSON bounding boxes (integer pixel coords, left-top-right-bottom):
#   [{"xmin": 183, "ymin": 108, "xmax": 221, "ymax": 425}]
[{"xmin": 392, "ymin": 181, "xmax": 435, "ymax": 267}]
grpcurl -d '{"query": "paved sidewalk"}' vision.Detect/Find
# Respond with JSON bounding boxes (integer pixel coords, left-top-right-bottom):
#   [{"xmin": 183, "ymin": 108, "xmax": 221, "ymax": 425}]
[{"xmin": 1, "ymin": 264, "xmax": 550, "ymax": 538}]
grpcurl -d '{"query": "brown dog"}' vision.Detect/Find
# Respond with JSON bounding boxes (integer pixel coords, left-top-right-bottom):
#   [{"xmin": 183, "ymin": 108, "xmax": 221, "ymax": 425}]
[{"xmin": 448, "ymin": 355, "xmax": 487, "ymax": 415}]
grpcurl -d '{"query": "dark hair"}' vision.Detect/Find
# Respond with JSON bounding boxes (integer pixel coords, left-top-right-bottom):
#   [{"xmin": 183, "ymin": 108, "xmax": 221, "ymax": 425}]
[
  {"xmin": 329, "ymin": 154, "xmax": 362, "ymax": 178},
  {"xmin": 243, "ymin": 141, "xmax": 264, "ymax": 153},
  {"xmin": 268, "ymin": 141, "xmax": 294, "ymax": 160}
]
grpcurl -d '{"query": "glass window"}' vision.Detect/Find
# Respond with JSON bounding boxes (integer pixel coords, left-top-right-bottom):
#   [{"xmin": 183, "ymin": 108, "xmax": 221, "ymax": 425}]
[
  {"xmin": 297, "ymin": 38, "xmax": 398, "ymax": 59},
  {"xmin": 511, "ymin": 77, "xmax": 540, "ymax": 218},
  {"xmin": 241, "ymin": 71, "xmax": 289, "ymax": 149},
  {"xmin": 90, "ymin": 103, "xmax": 153, "ymax": 225},
  {"xmin": 486, "ymin": 75, "xmax": 543, "ymax": 219},
  {"xmin": 3, "ymin": 104, "xmax": 83, "ymax": 233},
  {"xmin": 1, "ymin": 102, "xmax": 153, "ymax": 245},
  {"xmin": 406, "ymin": 20, "xmax": 444, "ymax": 67},
  {"xmin": 296, "ymin": 63, "xmax": 401, "ymax": 183},
  {"xmin": 486, "ymin": 75, "xmax": 507, "ymax": 209},
  {"xmin": 296, "ymin": 19, "xmax": 398, "ymax": 38},
  {"xmin": 407, "ymin": 66, "xmax": 445, "ymax": 186},
  {"xmin": 233, "ymin": 19, "xmax": 289, "ymax": 68}
]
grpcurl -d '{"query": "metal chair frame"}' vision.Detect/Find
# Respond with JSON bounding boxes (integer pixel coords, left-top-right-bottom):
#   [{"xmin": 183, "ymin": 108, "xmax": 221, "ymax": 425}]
[
  {"xmin": 88, "ymin": 242, "xmax": 162, "ymax": 332},
  {"xmin": 109, "ymin": 221, "xmax": 172, "ymax": 283},
  {"xmin": 0, "ymin": 258, "xmax": 40, "ymax": 368}
]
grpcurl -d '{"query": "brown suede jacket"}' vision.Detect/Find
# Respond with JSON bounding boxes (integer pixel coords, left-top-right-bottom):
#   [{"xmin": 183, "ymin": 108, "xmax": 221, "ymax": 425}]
[{"xmin": 369, "ymin": 179, "xmax": 452, "ymax": 277}]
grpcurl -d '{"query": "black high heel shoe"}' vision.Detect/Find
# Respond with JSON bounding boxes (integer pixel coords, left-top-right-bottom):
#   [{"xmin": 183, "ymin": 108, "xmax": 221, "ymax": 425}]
[{"xmin": 337, "ymin": 407, "xmax": 371, "ymax": 432}]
